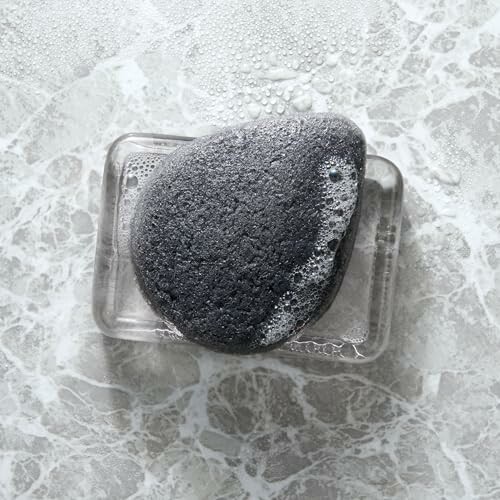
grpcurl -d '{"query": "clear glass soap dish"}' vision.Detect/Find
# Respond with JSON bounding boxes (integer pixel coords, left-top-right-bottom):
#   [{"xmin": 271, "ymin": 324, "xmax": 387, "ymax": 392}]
[{"xmin": 93, "ymin": 133, "xmax": 403, "ymax": 363}]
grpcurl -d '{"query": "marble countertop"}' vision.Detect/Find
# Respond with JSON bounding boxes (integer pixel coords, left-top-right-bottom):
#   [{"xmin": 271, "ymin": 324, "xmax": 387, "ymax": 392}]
[{"xmin": 1, "ymin": 1, "xmax": 500, "ymax": 498}]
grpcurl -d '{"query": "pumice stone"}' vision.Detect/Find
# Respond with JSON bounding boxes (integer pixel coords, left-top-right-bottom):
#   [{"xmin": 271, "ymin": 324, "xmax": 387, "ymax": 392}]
[{"xmin": 130, "ymin": 114, "xmax": 366, "ymax": 354}]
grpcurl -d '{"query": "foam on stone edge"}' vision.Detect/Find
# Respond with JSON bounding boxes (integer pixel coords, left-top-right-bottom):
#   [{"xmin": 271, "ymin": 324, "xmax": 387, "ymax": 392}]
[{"xmin": 260, "ymin": 152, "xmax": 359, "ymax": 346}]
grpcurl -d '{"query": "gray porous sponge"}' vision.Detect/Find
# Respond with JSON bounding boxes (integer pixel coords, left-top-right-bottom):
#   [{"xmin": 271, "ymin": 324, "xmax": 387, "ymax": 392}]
[{"xmin": 131, "ymin": 114, "xmax": 366, "ymax": 354}]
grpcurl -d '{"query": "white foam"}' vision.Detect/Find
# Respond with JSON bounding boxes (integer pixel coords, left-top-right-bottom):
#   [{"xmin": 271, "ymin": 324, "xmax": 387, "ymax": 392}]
[
  {"xmin": 260, "ymin": 154, "xmax": 359, "ymax": 346},
  {"xmin": 117, "ymin": 153, "xmax": 166, "ymax": 253}
]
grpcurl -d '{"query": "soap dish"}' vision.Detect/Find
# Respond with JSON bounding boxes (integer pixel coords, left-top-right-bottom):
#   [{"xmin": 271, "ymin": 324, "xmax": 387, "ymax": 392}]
[{"xmin": 93, "ymin": 133, "xmax": 403, "ymax": 363}]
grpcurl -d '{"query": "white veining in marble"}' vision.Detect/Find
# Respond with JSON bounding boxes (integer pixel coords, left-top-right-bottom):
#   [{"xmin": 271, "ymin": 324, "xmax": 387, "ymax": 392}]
[{"xmin": 1, "ymin": 0, "xmax": 500, "ymax": 498}]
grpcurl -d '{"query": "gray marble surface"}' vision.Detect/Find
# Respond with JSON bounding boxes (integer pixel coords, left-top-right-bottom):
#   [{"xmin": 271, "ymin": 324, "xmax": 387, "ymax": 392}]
[{"xmin": 1, "ymin": 0, "xmax": 500, "ymax": 498}]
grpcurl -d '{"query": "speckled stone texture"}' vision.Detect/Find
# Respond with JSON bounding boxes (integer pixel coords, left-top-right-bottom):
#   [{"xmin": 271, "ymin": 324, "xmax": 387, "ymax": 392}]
[
  {"xmin": 131, "ymin": 115, "xmax": 365, "ymax": 353},
  {"xmin": 1, "ymin": 0, "xmax": 500, "ymax": 498}
]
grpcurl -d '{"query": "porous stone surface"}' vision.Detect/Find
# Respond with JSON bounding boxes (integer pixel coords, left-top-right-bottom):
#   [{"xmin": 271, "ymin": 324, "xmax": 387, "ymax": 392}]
[{"xmin": 131, "ymin": 115, "xmax": 365, "ymax": 353}]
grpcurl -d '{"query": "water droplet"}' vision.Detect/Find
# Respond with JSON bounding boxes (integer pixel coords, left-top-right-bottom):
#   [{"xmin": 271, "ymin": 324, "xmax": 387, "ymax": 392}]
[
  {"xmin": 247, "ymin": 103, "xmax": 261, "ymax": 119},
  {"xmin": 126, "ymin": 175, "xmax": 138, "ymax": 188},
  {"xmin": 292, "ymin": 93, "xmax": 312, "ymax": 112},
  {"xmin": 329, "ymin": 169, "xmax": 341, "ymax": 182}
]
